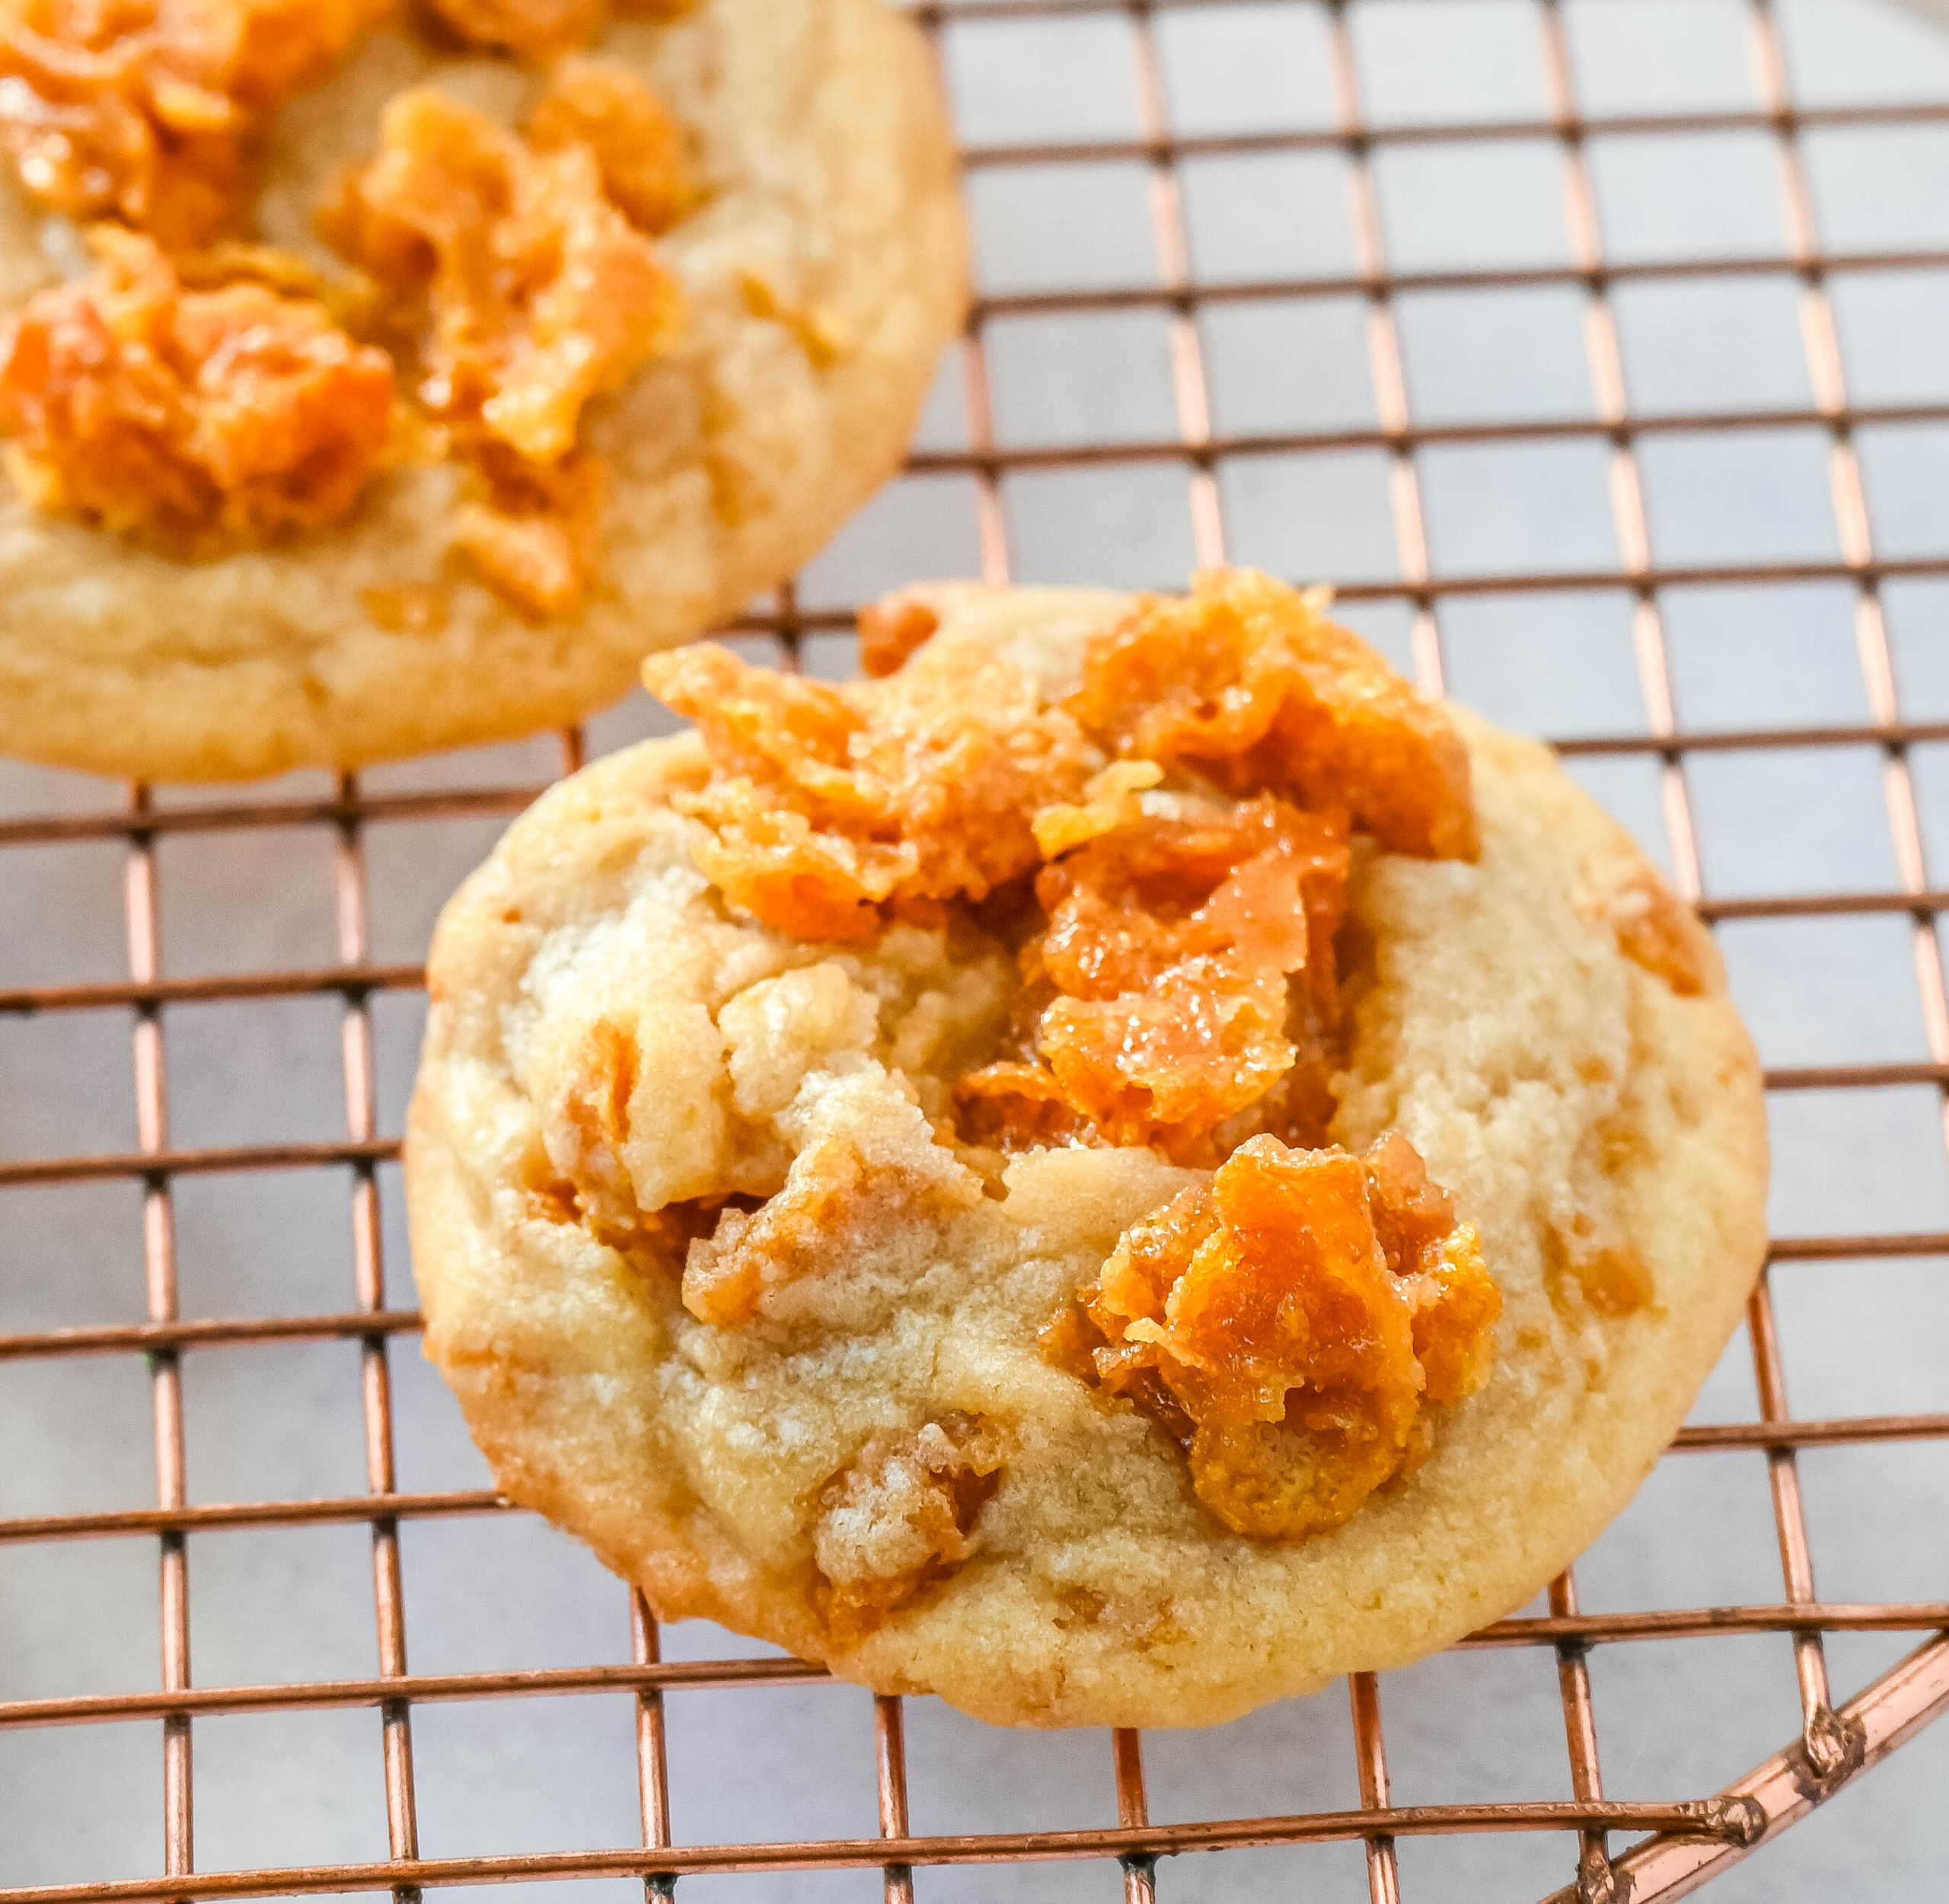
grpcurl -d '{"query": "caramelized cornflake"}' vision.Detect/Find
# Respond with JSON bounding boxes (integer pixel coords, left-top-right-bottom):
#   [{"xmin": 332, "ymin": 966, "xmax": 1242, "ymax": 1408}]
[
  {"xmin": 323, "ymin": 84, "xmax": 684, "ymax": 610},
  {"xmin": 951, "ymin": 1058, "xmax": 1097, "ymax": 1153},
  {"xmin": 0, "ymin": 226, "xmax": 394, "ymax": 547},
  {"xmin": 425, "ymin": 0, "xmax": 601, "ymax": 61},
  {"xmin": 959, "ymin": 799, "xmax": 1348, "ymax": 1162},
  {"xmin": 361, "ymin": 581, "xmax": 448, "ymax": 633},
  {"xmin": 528, "ymin": 56, "xmax": 694, "ymax": 234},
  {"xmin": 327, "ymin": 87, "xmax": 683, "ymax": 463},
  {"xmin": 1545, "ymin": 1224, "xmax": 1654, "ymax": 1319},
  {"xmin": 1070, "ymin": 568, "xmax": 1480, "ymax": 861},
  {"xmin": 636, "ymin": 579, "xmax": 1505, "ymax": 1545},
  {"xmin": 642, "ymin": 637, "xmax": 1100, "ymax": 942},
  {"xmin": 426, "ymin": 0, "xmax": 697, "ymax": 62},
  {"xmin": 1048, "ymin": 1131, "xmax": 1500, "ymax": 1541},
  {"xmin": 553, "ymin": 1014, "xmax": 640, "ymax": 1236},
  {"xmin": 813, "ymin": 1414, "xmax": 1003, "ymax": 1641},
  {"xmin": 855, "ymin": 590, "xmax": 938, "ymax": 678},
  {"xmin": 452, "ymin": 441, "xmax": 606, "ymax": 619},
  {"xmin": 681, "ymin": 1134, "xmax": 867, "ymax": 1326},
  {"xmin": 0, "ymin": 0, "xmax": 389, "ymax": 248},
  {"xmin": 1604, "ymin": 869, "xmax": 1708, "ymax": 997},
  {"xmin": 1029, "ymin": 757, "xmax": 1161, "ymax": 860}
]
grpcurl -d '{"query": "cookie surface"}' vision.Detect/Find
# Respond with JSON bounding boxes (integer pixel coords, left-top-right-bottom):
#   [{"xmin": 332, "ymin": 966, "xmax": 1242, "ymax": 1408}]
[
  {"xmin": 405, "ymin": 582, "xmax": 1768, "ymax": 1728},
  {"xmin": 0, "ymin": 0, "xmax": 964, "ymax": 780}
]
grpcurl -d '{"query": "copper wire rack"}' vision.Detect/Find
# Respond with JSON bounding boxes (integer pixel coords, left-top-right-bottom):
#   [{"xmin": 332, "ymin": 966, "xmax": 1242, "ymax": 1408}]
[{"xmin": 4, "ymin": 0, "xmax": 1949, "ymax": 1898}]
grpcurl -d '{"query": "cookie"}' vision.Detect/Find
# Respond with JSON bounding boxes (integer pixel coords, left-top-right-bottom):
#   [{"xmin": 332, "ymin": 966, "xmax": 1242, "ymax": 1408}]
[
  {"xmin": 0, "ymin": 0, "xmax": 965, "ymax": 780},
  {"xmin": 405, "ymin": 571, "xmax": 1768, "ymax": 1728}
]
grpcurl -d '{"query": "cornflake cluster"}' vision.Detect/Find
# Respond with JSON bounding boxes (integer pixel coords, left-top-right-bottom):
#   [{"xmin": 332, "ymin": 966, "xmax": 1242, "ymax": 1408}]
[
  {"xmin": 1045, "ymin": 1134, "xmax": 1500, "ymax": 1540},
  {"xmin": 320, "ymin": 76, "xmax": 688, "ymax": 613},
  {"xmin": 0, "ymin": 225, "xmax": 394, "ymax": 546},
  {"xmin": 0, "ymin": 0, "xmax": 394, "ymax": 250},
  {"xmin": 644, "ymin": 568, "xmax": 1504, "ymax": 1548},
  {"xmin": 0, "ymin": 0, "xmax": 699, "ymax": 604}
]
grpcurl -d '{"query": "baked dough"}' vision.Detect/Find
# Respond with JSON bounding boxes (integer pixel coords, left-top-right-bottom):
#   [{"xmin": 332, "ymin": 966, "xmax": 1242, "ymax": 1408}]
[
  {"xmin": 0, "ymin": 0, "xmax": 965, "ymax": 780},
  {"xmin": 404, "ymin": 582, "xmax": 1768, "ymax": 1728}
]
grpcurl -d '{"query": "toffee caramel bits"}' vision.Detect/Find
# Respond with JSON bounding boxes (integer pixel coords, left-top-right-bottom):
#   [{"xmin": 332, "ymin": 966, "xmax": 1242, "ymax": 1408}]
[
  {"xmin": 0, "ymin": 0, "xmax": 970, "ymax": 781},
  {"xmin": 643, "ymin": 567, "xmax": 1498, "ymax": 1546}
]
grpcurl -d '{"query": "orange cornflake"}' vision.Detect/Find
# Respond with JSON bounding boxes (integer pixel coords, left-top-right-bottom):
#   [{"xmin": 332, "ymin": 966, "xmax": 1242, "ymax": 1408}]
[
  {"xmin": 426, "ymin": 0, "xmax": 698, "ymax": 62},
  {"xmin": 0, "ymin": 0, "xmax": 389, "ymax": 249},
  {"xmin": 814, "ymin": 1414, "xmax": 1003, "ymax": 1641},
  {"xmin": 1070, "ymin": 567, "xmax": 1480, "ymax": 862},
  {"xmin": 325, "ymin": 87, "xmax": 684, "ymax": 464},
  {"xmin": 642, "ymin": 637, "xmax": 1101, "ymax": 942},
  {"xmin": 1572, "ymin": 1244, "xmax": 1653, "ymax": 1319},
  {"xmin": 361, "ymin": 582, "xmax": 448, "ymax": 634},
  {"xmin": 323, "ymin": 85, "xmax": 684, "ymax": 611},
  {"xmin": 1048, "ymin": 1131, "xmax": 1501, "ymax": 1541},
  {"xmin": 952, "ymin": 1059, "xmax": 1096, "ymax": 1153},
  {"xmin": 1603, "ymin": 869, "xmax": 1708, "ymax": 997},
  {"xmin": 451, "ymin": 441, "xmax": 607, "ymax": 619},
  {"xmin": 424, "ymin": 0, "xmax": 602, "ymax": 61},
  {"xmin": 856, "ymin": 591, "xmax": 939, "ymax": 678},
  {"xmin": 527, "ymin": 56, "xmax": 695, "ymax": 234},
  {"xmin": 0, "ymin": 226, "xmax": 394, "ymax": 547},
  {"xmin": 957, "ymin": 799, "xmax": 1349, "ymax": 1162},
  {"xmin": 681, "ymin": 1134, "xmax": 867, "ymax": 1327}
]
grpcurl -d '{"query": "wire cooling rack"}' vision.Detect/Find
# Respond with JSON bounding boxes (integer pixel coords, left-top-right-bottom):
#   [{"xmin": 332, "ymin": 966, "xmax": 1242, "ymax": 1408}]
[{"xmin": 5, "ymin": 0, "xmax": 1949, "ymax": 1899}]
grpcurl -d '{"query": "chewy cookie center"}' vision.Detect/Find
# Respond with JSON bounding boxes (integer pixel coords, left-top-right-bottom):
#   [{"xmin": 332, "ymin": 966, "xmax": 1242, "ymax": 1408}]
[{"xmin": 607, "ymin": 568, "xmax": 1508, "ymax": 1583}]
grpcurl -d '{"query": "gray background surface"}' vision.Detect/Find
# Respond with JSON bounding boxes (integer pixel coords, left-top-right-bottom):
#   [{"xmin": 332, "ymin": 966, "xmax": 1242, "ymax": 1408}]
[{"xmin": 4, "ymin": 0, "xmax": 1949, "ymax": 1897}]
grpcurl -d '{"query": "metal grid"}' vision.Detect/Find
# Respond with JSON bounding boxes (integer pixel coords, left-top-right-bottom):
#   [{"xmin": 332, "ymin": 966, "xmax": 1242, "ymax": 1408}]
[{"xmin": 2, "ymin": 0, "xmax": 1949, "ymax": 1898}]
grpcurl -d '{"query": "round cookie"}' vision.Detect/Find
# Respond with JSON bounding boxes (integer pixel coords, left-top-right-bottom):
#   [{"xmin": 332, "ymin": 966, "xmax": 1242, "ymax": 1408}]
[
  {"xmin": 0, "ymin": 0, "xmax": 965, "ymax": 781},
  {"xmin": 404, "ymin": 582, "xmax": 1769, "ymax": 1729}
]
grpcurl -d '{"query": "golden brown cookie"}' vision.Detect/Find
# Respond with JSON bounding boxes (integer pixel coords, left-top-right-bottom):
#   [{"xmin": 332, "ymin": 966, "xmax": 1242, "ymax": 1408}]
[
  {"xmin": 0, "ymin": 0, "xmax": 965, "ymax": 780},
  {"xmin": 404, "ymin": 574, "xmax": 1768, "ymax": 1728}
]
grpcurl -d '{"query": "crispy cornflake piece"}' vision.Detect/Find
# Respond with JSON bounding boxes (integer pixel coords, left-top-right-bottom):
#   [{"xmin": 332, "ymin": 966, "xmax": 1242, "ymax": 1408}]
[
  {"xmin": 1049, "ymin": 1131, "xmax": 1501, "ymax": 1541},
  {"xmin": 327, "ymin": 87, "xmax": 684, "ymax": 464},
  {"xmin": 426, "ymin": 0, "xmax": 697, "ymax": 60},
  {"xmin": 681, "ymin": 1134, "xmax": 867, "ymax": 1326},
  {"xmin": 813, "ymin": 1414, "xmax": 1003, "ymax": 1641},
  {"xmin": 952, "ymin": 1058, "xmax": 1097, "ymax": 1153},
  {"xmin": 361, "ymin": 582, "xmax": 448, "ymax": 633},
  {"xmin": 0, "ymin": 0, "xmax": 389, "ymax": 248},
  {"xmin": 737, "ymin": 269, "xmax": 853, "ymax": 368},
  {"xmin": 324, "ymin": 85, "xmax": 684, "ymax": 609},
  {"xmin": 425, "ymin": 0, "xmax": 601, "ymax": 61},
  {"xmin": 451, "ymin": 442, "xmax": 607, "ymax": 618},
  {"xmin": 958, "ymin": 799, "xmax": 1349, "ymax": 1162},
  {"xmin": 0, "ymin": 226, "xmax": 394, "ymax": 547},
  {"xmin": 1030, "ymin": 758, "xmax": 1163, "ymax": 859},
  {"xmin": 642, "ymin": 637, "xmax": 1101, "ymax": 942},
  {"xmin": 681, "ymin": 1131, "xmax": 985, "ymax": 1327},
  {"xmin": 1070, "ymin": 567, "xmax": 1479, "ymax": 861},
  {"xmin": 1603, "ymin": 869, "xmax": 1709, "ymax": 997},
  {"xmin": 528, "ymin": 56, "xmax": 694, "ymax": 233},
  {"xmin": 856, "ymin": 590, "xmax": 939, "ymax": 678},
  {"xmin": 550, "ymin": 1014, "xmax": 641, "ymax": 1236}
]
